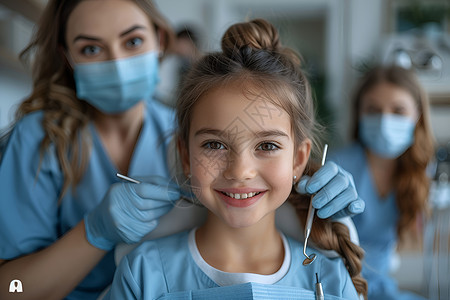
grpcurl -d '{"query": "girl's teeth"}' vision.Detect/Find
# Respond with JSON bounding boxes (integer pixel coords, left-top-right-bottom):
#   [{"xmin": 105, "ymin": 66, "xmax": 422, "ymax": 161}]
[{"xmin": 224, "ymin": 192, "xmax": 260, "ymax": 199}]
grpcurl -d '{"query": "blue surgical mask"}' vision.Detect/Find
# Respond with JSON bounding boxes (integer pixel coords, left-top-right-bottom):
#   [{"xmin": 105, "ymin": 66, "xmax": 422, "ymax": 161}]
[
  {"xmin": 73, "ymin": 51, "xmax": 159, "ymax": 114},
  {"xmin": 359, "ymin": 113, "xmax": 416, "ymax": 159}
]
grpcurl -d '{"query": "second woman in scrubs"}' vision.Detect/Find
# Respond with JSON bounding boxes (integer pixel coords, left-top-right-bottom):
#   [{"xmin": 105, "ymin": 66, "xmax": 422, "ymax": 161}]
[{"xmin": 330, "ymin": 66, "xmax": 435, "ymax": 300}]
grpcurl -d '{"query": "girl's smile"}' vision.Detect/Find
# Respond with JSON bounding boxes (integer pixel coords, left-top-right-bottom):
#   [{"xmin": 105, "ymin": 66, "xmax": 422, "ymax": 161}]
[{"xmin": 216, "ymin": 189, "xmax": 267, "ymax": 208}]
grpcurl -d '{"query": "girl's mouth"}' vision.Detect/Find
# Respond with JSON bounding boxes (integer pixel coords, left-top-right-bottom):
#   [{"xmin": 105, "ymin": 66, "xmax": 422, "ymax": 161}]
[
  {"xmin": 217, "ymin": 190, "xmax": 266, "ymax": 208},
  {"xmin": 220, "ymin": 191, "xmax": 262, "ymax": 199}
]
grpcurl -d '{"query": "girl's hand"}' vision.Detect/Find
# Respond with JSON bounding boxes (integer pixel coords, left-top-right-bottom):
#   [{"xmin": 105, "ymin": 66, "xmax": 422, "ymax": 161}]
[{"xmin": 295, "ymin": 161, "xmax": 365, "ymax": 219}]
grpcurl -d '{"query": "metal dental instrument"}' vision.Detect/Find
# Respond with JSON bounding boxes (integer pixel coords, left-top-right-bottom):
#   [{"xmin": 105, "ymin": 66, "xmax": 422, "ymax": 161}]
[
  {"xmin": 116, "ymin": 173, "xmax": 200, "ymax": 206},
  {"xmin": 116, "ymin": 173, "xmax": 141, "ymax": 184},
  {"xmin": 302, "ymin": 144, "xmax": 328, "ymax": 266},
  {"xmin": 315, "ymin": 273, "xmax": 324, "ymax": 300}
]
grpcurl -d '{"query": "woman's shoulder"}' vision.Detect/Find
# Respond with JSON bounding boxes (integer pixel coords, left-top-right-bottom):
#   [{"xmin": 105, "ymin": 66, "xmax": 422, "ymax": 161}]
[
  {"xmin": 328, "ymin": 142, "xmax": 365, "ymax": 171},
  {"xmin": 1, "ymin": 111, "xmax": 46, "ymax": 159},
  {"xmin": 329, "ymin": 142, "xmax": 362, "ymax": 160},
  {"xmin": 12, "ymin": 111, "xmax": 45, "ymax": 136},
  {"xmin": 146, "ymin": 99, "xmax": 175, "ymax": 123}
]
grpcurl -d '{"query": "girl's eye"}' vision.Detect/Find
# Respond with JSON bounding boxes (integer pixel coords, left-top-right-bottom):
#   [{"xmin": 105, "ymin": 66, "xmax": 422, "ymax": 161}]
[
  {"xmin": 257, "ymin": 142, "xmax": 279, "ymax": 151},
  {"xmin": 81, "ymin": 45, "xmax": 101, "ymax": 56},
  {"xmin": 204, "ymin": 141, "xmax": 226, "ymax": 150},
  {"xmin": 126, "ymin": 37, "xmax": 143, "ymax": 48}
]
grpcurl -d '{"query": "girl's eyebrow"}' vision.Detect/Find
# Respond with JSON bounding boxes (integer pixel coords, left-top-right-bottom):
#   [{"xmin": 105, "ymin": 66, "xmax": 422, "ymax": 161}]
[
  {"xmin": 194, "ymin": 128, "xmax": 222, "ymax": 137},
  {"xmin": 72, "ymin": 25, "xmax": 147, "ymax": 43},
  {"xmin": 254, "ymin": 130, "xmax": 289, "ymax": 139},
  {"xmin": 194, "ymin": 128, "xmax": 289, "ymax": 139}
]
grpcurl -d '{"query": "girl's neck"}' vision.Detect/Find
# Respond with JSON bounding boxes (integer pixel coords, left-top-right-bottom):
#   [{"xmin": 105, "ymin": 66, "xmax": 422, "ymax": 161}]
[{"xmin": 195, "ymin": 212, "xmax": 284, "ymax": 275}]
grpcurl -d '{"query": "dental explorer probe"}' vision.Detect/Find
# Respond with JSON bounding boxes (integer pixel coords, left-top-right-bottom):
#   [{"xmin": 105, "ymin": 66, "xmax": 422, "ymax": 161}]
[
  {"xmin": 116, "ymin": 173, "xmax": 197, "ymax": 205},
  {"xmin": 302, "ymin": 144, "xmax": 328, "ymax": 266},
  {"xmin": 116, "ymin": 173, "xmax": 141, "ymax": 184}
]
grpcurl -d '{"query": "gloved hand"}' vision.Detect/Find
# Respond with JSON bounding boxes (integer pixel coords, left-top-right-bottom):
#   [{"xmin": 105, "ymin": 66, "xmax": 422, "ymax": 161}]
[
  {"xmin": 295, "ymin": 161, "xmax": 365, "ymax": 219},
  {"xmin": 84, "ymin": 176, "xmax": 180, "ymax": 250}
]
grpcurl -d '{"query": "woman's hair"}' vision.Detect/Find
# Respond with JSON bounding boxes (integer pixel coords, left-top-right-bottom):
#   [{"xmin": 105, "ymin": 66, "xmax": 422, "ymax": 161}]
[
  {"xmin": 351, "ymin": 66, "xmax": 435, "ymax": 240},
  {"xmin": 15, "ymin": 0, "xmax": 174, "ymax": 200},
  {"xmin": 176, "ymin": 18, "xmax": 367, "ymax": 297}
]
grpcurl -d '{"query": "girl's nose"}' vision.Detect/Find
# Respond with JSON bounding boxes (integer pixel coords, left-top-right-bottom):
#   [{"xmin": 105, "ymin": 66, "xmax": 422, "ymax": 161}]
[{"xmin": 222, "ymin": 151, "xmax": 256, "ymax": 181}]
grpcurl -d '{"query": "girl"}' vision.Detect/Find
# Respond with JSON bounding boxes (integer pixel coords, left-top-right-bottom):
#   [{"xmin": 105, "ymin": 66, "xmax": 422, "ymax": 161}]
[
  {"xmin": 330, "ymin": 66, "xmax": 434, "ymax": 299},
  {"xmin": 106, "ymin": 19, "xmax": 367, "ymax": 299}
]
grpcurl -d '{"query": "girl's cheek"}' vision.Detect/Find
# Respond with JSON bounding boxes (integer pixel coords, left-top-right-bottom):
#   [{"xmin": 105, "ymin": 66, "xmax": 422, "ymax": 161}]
[{"xmin": 192, "ymin": 152, "xmax": 227, "ymax": 179}]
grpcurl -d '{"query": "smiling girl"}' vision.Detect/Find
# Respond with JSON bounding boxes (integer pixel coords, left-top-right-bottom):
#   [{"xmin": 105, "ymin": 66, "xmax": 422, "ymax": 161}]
[{"xmin": 106, "ymin": 19, "xmax": 367, "ymax": 299}]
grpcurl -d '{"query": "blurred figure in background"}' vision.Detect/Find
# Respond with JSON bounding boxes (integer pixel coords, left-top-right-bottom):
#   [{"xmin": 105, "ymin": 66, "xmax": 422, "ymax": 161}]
[
  {"xmin": 155, "ymin": 25, "xmax": 202, "ymax": 107},
  {"xmin": 330, "ymin": 65, "xmax": 435, "ymax": 300}
]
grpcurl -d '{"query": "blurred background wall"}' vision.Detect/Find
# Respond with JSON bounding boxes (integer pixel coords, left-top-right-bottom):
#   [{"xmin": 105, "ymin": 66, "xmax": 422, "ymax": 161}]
[{"xmin": 0, "ymin": 0, "xmax": 449, "ymax": 297}]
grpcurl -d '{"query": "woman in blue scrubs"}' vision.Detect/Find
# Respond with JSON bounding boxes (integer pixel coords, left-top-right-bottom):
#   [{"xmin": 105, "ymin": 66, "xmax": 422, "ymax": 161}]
[
  {"xmin": 0, "ymin": 1, "xmax": 177, "ymax": 299},
  {"xmin": 330, "ymin": 66, "xmax": 435, "ymax": 299},
  {"xmin": 106, "ymin": 19, "xmax": 367, "ymax": 300},
  {"xmin": 0, "ymin": 1, "xmax": 363, "ymax": 299}
]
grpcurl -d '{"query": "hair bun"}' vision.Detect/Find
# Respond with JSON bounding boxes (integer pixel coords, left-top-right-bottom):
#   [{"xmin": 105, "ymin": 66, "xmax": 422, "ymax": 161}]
[{"xmin": 221, "ymin": 19, "xmax": 281, "ymax": 56}]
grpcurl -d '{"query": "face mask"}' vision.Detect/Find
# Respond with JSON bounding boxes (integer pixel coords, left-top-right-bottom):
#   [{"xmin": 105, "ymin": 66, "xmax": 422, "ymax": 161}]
[
  {"xmin": 359, "ymin": 113, "xmax": 416, "ymax": 159},
  {"xmin": 73, "ymin": 51, "xmax": 159, "ymax": 114}
]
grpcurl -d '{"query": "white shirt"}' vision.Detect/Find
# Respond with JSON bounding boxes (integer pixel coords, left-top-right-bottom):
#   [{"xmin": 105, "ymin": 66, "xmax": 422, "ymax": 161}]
[{"xmin": 188, "ymin": 228, "xmax": 291, "ymax": 286}]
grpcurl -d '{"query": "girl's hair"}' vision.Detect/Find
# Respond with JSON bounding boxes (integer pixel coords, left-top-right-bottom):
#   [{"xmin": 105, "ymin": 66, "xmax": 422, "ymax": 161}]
[
  {"xmin": 15, "ymin": 0, "xmax": 174, "ymax": 200},
  {"xmin": 351, "ymin": 66, "xmax": 435, "ymax": 240},
  {"xmin": 176, "ymin": 19, "xmax": 367, "ymax": 297}
]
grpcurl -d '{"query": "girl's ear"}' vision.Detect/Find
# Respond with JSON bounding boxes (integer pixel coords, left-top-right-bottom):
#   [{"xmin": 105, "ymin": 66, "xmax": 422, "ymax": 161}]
[
  {"xmin": 177, "ymin": 138, "xmax": 190, "ymax": 177},
  {"xmin": 293, "ymin": 139, "xmax": 311, "ymax": 178}
]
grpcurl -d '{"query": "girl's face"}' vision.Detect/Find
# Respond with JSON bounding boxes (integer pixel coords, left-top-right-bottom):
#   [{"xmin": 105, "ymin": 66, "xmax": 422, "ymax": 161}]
[
  {"xmin": 359, "ymin": 82, "xmax": 419, "ymax": 121},
  {"xmin": 181, "ymin": 83, "xmax": 310, "ymax": 229},
  {"xmin": 65, "ymin": 0, "xmax": 160, "ymax": 63}
]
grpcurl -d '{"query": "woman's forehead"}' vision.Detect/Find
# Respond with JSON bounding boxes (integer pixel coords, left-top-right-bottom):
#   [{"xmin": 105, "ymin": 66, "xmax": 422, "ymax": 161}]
[{"xmin": 66, "ymin": 0, "xmax": 152, "ymax": 40}]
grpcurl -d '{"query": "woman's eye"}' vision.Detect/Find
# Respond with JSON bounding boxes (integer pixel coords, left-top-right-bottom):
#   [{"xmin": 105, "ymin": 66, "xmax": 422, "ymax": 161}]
[
  {"xmin": 257, "ymin": 142, "xmax": 279, "ymax": 151},
  {"xmin": 81, "ymin": 45, "xmax": 101, "ymax": 56},
  {"xmin": 126, "ymin": 37, "xmax": 143, "ymax": 48},
  {"xmin": 204, "ymin": 141, "xmax": 226, "ymax": 150},
  {"xmin": 393, "ymin": 107, "xmax": 407, "ymax": 115}
]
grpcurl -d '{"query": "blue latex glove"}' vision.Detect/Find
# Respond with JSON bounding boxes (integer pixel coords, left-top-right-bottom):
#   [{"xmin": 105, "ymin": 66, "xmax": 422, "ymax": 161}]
[
  {"xmin": 295, "ymin": 161, "xmax": 365, "ymax": 219},
  {"xmin": 85, "ymin": 177, "xmax": 180, "ymax": 250}
]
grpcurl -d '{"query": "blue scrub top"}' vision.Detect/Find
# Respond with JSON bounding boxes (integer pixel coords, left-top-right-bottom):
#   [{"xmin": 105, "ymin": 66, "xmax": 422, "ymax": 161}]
[
  {"xmin": 330, "ymin": 143, "xmax": 426, "ymax": 300},
  {"xmin": 105, "ymin": 230, "xmax": 359, "ymax": 300},
  {"xmin": 0, "ymin": 99, "xmax": 175, "ymax": 300}
]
